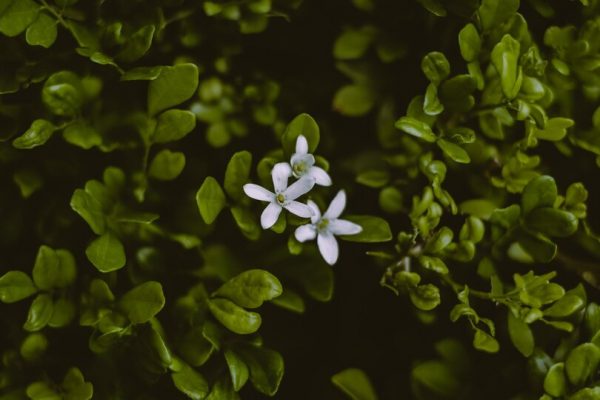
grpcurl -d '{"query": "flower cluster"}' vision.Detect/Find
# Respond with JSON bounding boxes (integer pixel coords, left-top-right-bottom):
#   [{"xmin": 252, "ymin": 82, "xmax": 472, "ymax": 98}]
[{"xmin": 243, "ymin": 135, "xmax": 362, "ymax": 265}]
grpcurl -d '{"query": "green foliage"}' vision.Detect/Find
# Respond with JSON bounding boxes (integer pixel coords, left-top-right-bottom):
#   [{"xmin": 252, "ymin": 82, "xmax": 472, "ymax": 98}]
[{"xmin": 2, "ymin": 0, "xmax": 600, "ymax": 399}]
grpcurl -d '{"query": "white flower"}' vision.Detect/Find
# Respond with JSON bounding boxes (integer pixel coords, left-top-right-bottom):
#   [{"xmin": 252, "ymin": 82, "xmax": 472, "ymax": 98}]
[
  {"xmin": 243, "ymin": 163, "xmax": 315, "ymax": 229},
  {"xmin": 290, "ymin": 135, "xmax": 332, "ymax": 186},
  {"xmin": 294, "ymin": 190, "xmax": 362, "ymax": 265}
]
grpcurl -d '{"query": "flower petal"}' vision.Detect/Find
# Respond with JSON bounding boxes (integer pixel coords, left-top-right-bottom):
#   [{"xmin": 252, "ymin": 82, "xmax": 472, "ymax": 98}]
[
  {"xmin": 324, "ymin": 190, "xmax": 346, "ymax": 219},
  {"xmin": 271, "ymin": 162, "xmax": 292, "ymax": 193},
  {"xmin": 295, "ymin": 224, "xmax": 317, "ymax": 242},
  {"xmin": 317, "ymin": 231, "xmax": 339, "ymax": 265},
  {"xmin": 260, "ymin": 202, "xmax": 282, "ymax": 229},
  {"xmin": 295, "ymin": 134, "xmax": 308, "ymax": 155},
  {"xmin": 308, "ymin": 166, "xmax": 332, "ymax": 186},
  {"xmin": 284, "ymin": 201, "xmax": 313, "ymax": 218},
  {"xmin": 284, "ymin": 176, "xmax": 315, "ymax": 200},
  {"xmin": 307, "ymin": 200, "xmax": 321, "ymax": 224},
  {"xmin": 329, "ymin": 219, "xmax": 362, "ymax": 236},
  {"xmin": 243, "ymin": 184, "xmax": 274, "ymax": 202}
]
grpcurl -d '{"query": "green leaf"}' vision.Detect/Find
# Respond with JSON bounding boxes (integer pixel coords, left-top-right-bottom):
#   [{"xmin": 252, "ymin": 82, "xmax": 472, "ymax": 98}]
[
  {"xmin": 0, "ymin": 271, "xmax": 37, "ymax": 303},
  {"xmin": 149, "ymin": 149, "xmax": 186, "ymax": 181},
  {"xmin": 473, "ymin": 329, "xmax": 500, "ymax": 353},
  {"xmin": 411, "ymin": 360, "xmax": 460, "ymax": 397},
  {"xmin": 478, "ymin": 0, "xmax": 520, "ymax": 31},
  {"xmin": 356, "ymin": 170, "xmax": 390, "ymax": 188},
  {"xmin": 331, "ymin": 368, "xmax": 379, "ymax": 400},
  {"xmin": 544, "ymin": 363, "xmax": 566, "ymax": 397},
  {"xmin": 507, "ymin": 310, "xmax": 534, "ymax": 357},
  {"xmin": 423, "ymin": 83, "xmax": 444, "ymax": 116},
  {"xmin": 85, "ymin": 232, "xmax": 126, "ymax": 273},
  {"xmin": 517, "ymin": 231, "xmax": 557, "ymax": 263},
  {"xmin": 178, "ymin": 327, "xmax": 214, "ymax": 367},
  {"xmin": 42, "ymin": 72, "xmax": 84, "ymax": 117},
  {"xmin": 70, "ymin": 189, "xmax": 106, "ymax": 235},
  {"xmin": 395, "ymin": 116, "xmax": 437, "ymax": 143},
  {"xmin": 24, "ymin": 293, "xmax": 54, "ymax": 332},
  {"xmin": 524, "ymin": 208, "xmax": 578, "ymax": 237},
  {"xmin": 48, "ymin": 297, "xmax": 75, "ymax": 328},
  {"xmin": 213, "ymin": 269, "xmax": 283, "ymax": 309},
  {"xmin": 147, "ymin": 63, "xmax": 199, "ymax": 116},
  {"xmin": 0, "ymin": 0, "xmax": 39, "ymax": 37},
  {"xmin": 544, "ymin": 293, "xmax": 585, "ymax": 318},
  {"xmin": 566, "ymin": 343, "xmax": 600, "ymax": 386},
  {"xmin": 225, "ymin": 350, "xmax": 250, "ymax": 391},
  {"xmin": 437, "ymin": 139, "xmax": 470, "ymax": 164},
  {"xmin": 340, "ymin": 215, "xmax": 392, "ymax": 242},
  {"xmin": 224, "ymin": 151, "xmax": 252, "ymax": 201},
  {"xmin": 421, "ymin": 52, "xmax": 450, "ymax": 84},
  {"xmin": 121, "ymin": 66, "xmax": 164, "ymax": 81},
  {"xmin": 20, "ymin": 332, "xmax": 48, "ymax": 362},
  {"xmin": 281, "ymin": 113, "xmax": 320, "ymax": 155},
  {"xmin": 208, "ymin": 298, "xmax": 262, "ymax": 335},
  {"xmin": 119, "ymin": 281, "xmax": 165, "ymax": 324},
  {"xmin": 231, "ymin": 206, "xmax": 261, "ymax": 241},
  {"xmin": 12, "ymin": 119, "xmax": 57, "ymax": 149},
  {"xmin": 491, "ymin": 34, "xmax": 523, "ymax": 99},
  {"xmin": 153, "ymin": 109, "xmax": 196, "ymax": 143},
  {"xmin": 205, "ymin": 378, "xmax": 239, "ymax": 400},
  {"xmin": 62, "ymin": 367, "xmax": 93, "ymax": 400},
  {"xmin": 172, "ymin": 365, "xmax": 210, "ymax": 400},
  {"xmin": 458, "ymin": 23, "xmax": 481, "ymax": 62},
  {"xmin": 521, "ymin": 175, "xmax": 557, "ymax": 214},
  {"xmin": 535, "ymin": 117, "xmax": 574, "ymax": 141},
  {"xmin": 63, "ymin": 121, "xmax": 102, "ymax": 149},
  {"xmin": 438, "ymin": 75, "xmax": 477, "ymax": 112},
  {"xmin": 235, "ymin": 345, "xmax": 284, "ymax": 397},
  {"xmin": 33, "ymin": 246, "xmax": 76, "ymax": 290},
  {"xmin": 25, "ymin": 12, "xmax": 57, "ymax": 48},
  {"xmin": 410, "ymin": 284, "xmax": 441, "ymax": 311},
  {"xmin": 333, "ymin": 84, "xmax": 376, "ymax": 117},
  {"xmin": 26, "ymin": 382, "xmax": 61, "ymax": 400},
  {"xmin": 196, "ymin": 176, "xmax": 226, "ymax": 224},
  {"xmin": 570, "ymin": 388, "xmax": 600, "ymax": 400},
  {"xmin": 116, "ymin": 25, "xmax": 155, "ymax": 63},
  {"xmin": 271, "ymin": 287, "xmax": 305, "ymax": 313},
  {"xmin": 333, "ymin": 28, "xmax": 375, "ymax": 60}
]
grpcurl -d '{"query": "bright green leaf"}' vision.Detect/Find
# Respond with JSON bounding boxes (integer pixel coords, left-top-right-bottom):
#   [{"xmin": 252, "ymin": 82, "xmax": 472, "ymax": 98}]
[
  {"xmin": 213, "ymin": 269, "xmax": 283, "ymax": 309},
  {"xmin": 85, "ymin": 232, "xmax": 126, "ymax": 273},
  {"xmin": 196, "ymin": 176, "xmax": 226, "ymax": 224},
  {"xmin": 119, "ymin": 281, "xmax": 165, "ymax": 324}
]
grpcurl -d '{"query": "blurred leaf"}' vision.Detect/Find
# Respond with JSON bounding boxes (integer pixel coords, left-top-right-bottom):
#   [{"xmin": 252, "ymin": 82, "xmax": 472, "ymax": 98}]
[
  {"xmin": 225, "ymin": 151, "xmax": 252, "ymax": 201},
  {"xmin": 149, "ymin": 149, "xmax": 186, "ymax": 181},
  {"xmin": 148, "ymin": 63, "xmax": 199, "ymax": 116},
  {"xmin": 153, "ymin": 109, "xmax": 196, "ymax": 143},
  {"xmin": 331, "ymin": 368, "xmax": 379, "ymax": 400}
]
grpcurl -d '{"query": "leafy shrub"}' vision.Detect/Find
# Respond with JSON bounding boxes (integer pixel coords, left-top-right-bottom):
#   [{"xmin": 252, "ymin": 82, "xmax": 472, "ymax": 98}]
[{"xmin": 1, "ymin": 0, "xmax": 600, "ymax": 399}]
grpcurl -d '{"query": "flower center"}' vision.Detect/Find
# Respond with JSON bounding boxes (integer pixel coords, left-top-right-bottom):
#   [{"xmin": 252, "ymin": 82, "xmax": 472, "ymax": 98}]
[
  {"xmin": 317, "ymin": 218, "xmax": 329, "ymax": 232},
  {"xmin": 293, "ymin": 161, "xmax": 307, "ymax": 176},
  {"xmin": 276, "ymin": 193, "xmax": 286, "ymax": 205}
]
